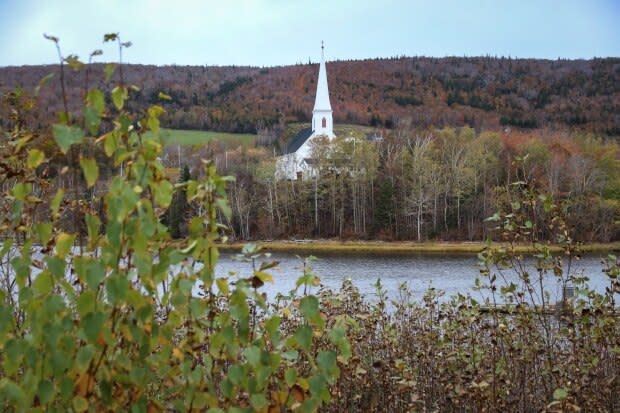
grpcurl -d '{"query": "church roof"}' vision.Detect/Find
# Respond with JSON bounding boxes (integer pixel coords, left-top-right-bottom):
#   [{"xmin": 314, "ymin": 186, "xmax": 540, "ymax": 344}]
[{"xmin": 284, "ymin": 127, "xmax": 313, "ymax": 154}]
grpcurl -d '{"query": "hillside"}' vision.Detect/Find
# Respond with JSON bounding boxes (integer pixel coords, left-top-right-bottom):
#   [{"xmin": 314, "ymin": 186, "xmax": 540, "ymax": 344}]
[{"xmin": 1, "ymin": 56, "xmax": 619, "ymax": 140}]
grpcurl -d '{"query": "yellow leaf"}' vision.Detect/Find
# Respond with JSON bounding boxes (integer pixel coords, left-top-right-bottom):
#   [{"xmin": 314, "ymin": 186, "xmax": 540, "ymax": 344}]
[
  {"xmin": 75, "ymin": 373, "xmax": 94, "ymax": 397},
  {"xmin": 254, "ymin": 271, "xmax": 273, "ymax": 283},
  {"xmin": 27, "ymin": 149, "xmax": 45, "ymax": 169}
]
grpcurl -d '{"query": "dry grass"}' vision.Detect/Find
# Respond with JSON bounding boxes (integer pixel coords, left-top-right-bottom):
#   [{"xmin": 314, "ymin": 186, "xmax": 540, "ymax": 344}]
[{"xmin": 217, "ymin": 239, "xmax": 620, "ymax": 254}]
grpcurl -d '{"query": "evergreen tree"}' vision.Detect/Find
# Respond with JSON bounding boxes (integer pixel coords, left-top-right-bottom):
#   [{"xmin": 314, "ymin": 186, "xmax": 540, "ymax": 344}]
[
  {"xmin": 168, "ymin": 165, "xmax": 191, "ymax": 239},
  {"xmin": 373, "ymin": 179, "xmax": 394, "ymax": 237}
]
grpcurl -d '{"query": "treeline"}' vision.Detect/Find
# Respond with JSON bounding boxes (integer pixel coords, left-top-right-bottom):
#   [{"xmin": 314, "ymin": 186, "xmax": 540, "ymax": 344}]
[
  {"xmin": 181, "ymin": 124, "xmax": 620, "ymax": 242},
  {"xmin": 1, "ymin": 56, "xmax": 619, "ymax": 137}
]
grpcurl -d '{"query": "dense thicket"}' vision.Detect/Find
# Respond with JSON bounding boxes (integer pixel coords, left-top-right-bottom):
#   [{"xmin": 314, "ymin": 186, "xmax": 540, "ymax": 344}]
[{"xmin": 1, "ymin": 56, "xmax": 619, "ymax": 137}]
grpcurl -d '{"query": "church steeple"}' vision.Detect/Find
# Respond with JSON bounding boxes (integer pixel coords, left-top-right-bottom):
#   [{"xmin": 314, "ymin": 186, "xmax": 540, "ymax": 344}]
[{"xmin": 312, "ymin": 41, "xmax": 334, "ymax": 137}]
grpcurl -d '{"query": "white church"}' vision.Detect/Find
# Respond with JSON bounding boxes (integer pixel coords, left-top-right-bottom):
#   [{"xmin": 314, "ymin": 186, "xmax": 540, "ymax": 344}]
[{"xmin": 276, "ymin": 43, "xmax": 335, "ymax": 179}]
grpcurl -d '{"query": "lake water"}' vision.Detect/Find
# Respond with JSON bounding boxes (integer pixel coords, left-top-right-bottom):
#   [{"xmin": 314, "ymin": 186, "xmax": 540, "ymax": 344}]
[{"xmin": 216, "ymin": 251, "xmax": 616, "ymax": 304}]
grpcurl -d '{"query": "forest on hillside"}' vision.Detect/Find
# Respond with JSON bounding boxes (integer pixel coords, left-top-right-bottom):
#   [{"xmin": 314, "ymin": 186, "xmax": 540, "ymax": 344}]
[{"xmin": 1, "ymin": 56, "xmax": 619, "ymax": 143}]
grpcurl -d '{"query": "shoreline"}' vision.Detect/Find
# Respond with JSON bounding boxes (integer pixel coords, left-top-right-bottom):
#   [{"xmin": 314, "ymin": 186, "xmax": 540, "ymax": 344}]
[{"xmin": 217, "ymin": 240, "xmax": 620, "ymax": 255}]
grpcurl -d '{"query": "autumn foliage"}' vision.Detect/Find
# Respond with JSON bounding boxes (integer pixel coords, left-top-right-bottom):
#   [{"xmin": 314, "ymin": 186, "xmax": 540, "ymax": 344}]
[{"xmin": 1, "ymin": 56, "xmax": 619, "ymax": 136}]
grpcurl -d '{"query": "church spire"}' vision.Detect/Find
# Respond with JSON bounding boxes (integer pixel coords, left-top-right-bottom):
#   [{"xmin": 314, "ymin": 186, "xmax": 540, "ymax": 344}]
[
  {"xmin": 313, "ymin": 41, "xmax": 332, "ymax": 112},
  {"xmin": 312, "ymin": 41, "xmax": 334, "ymax": 137}
]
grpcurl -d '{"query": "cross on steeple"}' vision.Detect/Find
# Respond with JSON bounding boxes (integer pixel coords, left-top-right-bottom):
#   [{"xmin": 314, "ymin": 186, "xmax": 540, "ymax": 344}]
[{"xmin": 312, "ymin": 40, "xmax": 333, "ymax": 137}]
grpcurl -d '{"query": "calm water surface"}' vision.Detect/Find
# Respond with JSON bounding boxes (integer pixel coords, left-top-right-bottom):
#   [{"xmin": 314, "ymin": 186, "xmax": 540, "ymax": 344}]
[{"xmin": 216, "ymin": 251, "xmax": 614, "ymax": 303}]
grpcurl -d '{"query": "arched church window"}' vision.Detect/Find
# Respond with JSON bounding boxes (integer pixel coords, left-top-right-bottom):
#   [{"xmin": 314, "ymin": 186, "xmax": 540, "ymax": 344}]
[{"xmin": 322, "ymin": 117, "xmax": 326, "ymax": 128}]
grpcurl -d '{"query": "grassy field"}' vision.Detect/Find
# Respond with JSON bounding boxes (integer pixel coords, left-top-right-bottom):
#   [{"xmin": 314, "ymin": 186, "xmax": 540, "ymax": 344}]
[
  {"xmin": 160, "ymin": 124, "xmax": 374, "ymax": 148},
  {"xmin": 287, "ymin": 122, "xmax": 377, "ymax": 139},
  {"xmin": 159, "ymin": 129, "xmax": 256, "ymax": 147}
]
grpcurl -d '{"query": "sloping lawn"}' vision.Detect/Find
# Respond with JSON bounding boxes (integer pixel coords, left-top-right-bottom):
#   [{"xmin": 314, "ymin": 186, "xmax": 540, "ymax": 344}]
[{"xmin": 159, "ymin": 129, "xmax": 256, "ymax": 147}]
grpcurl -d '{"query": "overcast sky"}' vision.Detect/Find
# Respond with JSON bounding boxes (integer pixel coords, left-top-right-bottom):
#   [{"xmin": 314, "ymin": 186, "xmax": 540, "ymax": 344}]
[{"xmin": 0, "ymin": 0, "xmax": 618, "ymax": 67}]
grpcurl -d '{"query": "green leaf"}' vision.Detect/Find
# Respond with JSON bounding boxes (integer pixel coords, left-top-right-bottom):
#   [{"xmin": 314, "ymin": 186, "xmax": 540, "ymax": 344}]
[
  {"xmin": 0, "ymin": 379, "xmax": 26, "ymax": 409},
  {"xmin": 33, "ymin": 271, "xmax": 53, "ymax": 295},
  {"xmin": 106, "ymin": 274, "xmax": 129, "ymax": 304},
  {"xmin": 151, "ymin": 180, "xmax": 173, "ymax": 208},
  {"xmin": 300, "ymin": 295, "xmax": 319, "ymax": 318},
  {"xmin": 104, "ymin": 63, "xmax": 117, "ymax": 82},
  {"xmin": 84, "ymin": 107, "xmax": 101, "ymax": 136},
  {"xmin": 250, "ymin": 394, "xmax": 268, "ymax": 409},
  {"xmin": 34, "ymin": 222, "xmax": 53, "ymax": 244},
  {"xmin": 103, "ymin": 131, "xmax": 120, "ymax": 156},
  {"xmin": 309, "ymin": 374, "xmax": 330, "ymax": 402},
  {"xmin": 146, "ymin": 105, "xmax": 166, "ymax": 134},
  {"xmin": 59, "ymin": 377, "xmax": 74, "ymax": 402},
  {"xmin": 56, "ymin": 233, "xmax": 75, "ymax": 258},
  {"xmin": 317, "ymin": 351, "xmax": 339, "ymax": 378},
  {"xmin": 53, "ymin": 124, "xmax": 85, "ymax": 153},
  {"xmin": 4, "ymin": 340, "xmax": 24, "ymax": 375},
  {"xmin": 85, "ymin": 260, "xmax": 105, "ymax": 290},
  {"xmin": 111, "ymin": 86, "xmax": 128, "ymax": 110},
  {"xmin": 285, "ymin": 368, "xmax": 297, "ymax": 386},
  {"xmin": 76, "ymin": 346, "xmax": 95, "ymax": 372},
  {"xmin": 11, "ymin": 182, "xmax": 31, "ymax": 201},
  {"xmin": 79, "ymin": 157, "xmax": 99, "ymax": 188},
  {"xmin": 76, "ymin": 291, "xmax": 96, "ymax": 316},
  {"xmin": 73, "ymin": 395, "xmax": 89, "ymax": 412},
  {"xmin": 244, "ymin": 346, "xmax": 261, "ymax": 366},
  {"xmin": 37, "ymin": 379, "xmax": 55, "ymax": 405},
  {"xmin": 51, "ymin": 189, "xmax": 64, "ymax": 215},
  {"xmin": 553, "ymin": 388, "xmax": 568, "ymax": 400},
  {"xmin": 27, "ymin": 148, "xmax": 45, "ymax": 168},
  {"xmin": 58, "ymin": 110, "xmax": 71, "ymax": 124},
  {"xmin": 228, "ymin": 364, "xmax": 244, "ymax": 385},
  {"xmin": 82, "ymin": 312, "xmax": 105, "ymax": 343},
  {"xmin": 130, "ymin": 366, "xmax": 146, "ymax": 385},
  {"xmin": 215, "ymin": 198, "xmax": 232, "ymax": 220},
  {"xmin": 85, "ymin": 214, "xmax": 101, "ymax": 243},
  {"xmin": 45, "ymin": 256, "xmax": 66, "ymax": 279},
  {"xmin": 35, "ymin": 72, "xmax": 55, "ymax": 96},
  {"xmin": 87, "ymin": 88, "xmax": 105, "ymax": 113},
  {"xmin": 220, "ymin": 379, "xmax": 233, "ymax": 398},
  {"xmin": 299, "ymin": 295, "xmax": 323, "ymax": 326},
  {"xmin": 328, "ymin": 327, "xmax": 351, "ymax": 361},
  {"xmin": 65, "ymin": 55, "xmax": 84, "ymax": 71},
  {"xmin": 216, "ymin": 278, "xmax": 229, "ymax": 296},
  {"xmin": 294, "ymin": 325, "xmax": 313, "ymax": 351}
]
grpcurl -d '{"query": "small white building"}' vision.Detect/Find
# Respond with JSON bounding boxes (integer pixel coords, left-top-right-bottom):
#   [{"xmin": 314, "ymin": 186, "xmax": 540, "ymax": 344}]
[{"xmin": 276, "ymin": 43, "xmax": 335, "ymax": 179}]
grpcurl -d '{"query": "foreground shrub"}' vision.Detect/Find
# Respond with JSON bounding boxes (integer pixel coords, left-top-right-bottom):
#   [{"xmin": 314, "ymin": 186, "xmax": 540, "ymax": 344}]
[
  {"xmin": 0, "ymin": 35, "xmax": 348, "ymax": 412},
  {"xmin": 317, "ymin": 178, "xmax": 620, "ymax": 412}
]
